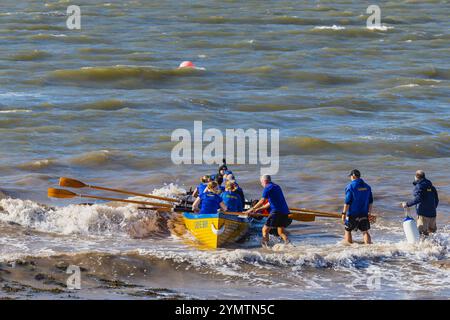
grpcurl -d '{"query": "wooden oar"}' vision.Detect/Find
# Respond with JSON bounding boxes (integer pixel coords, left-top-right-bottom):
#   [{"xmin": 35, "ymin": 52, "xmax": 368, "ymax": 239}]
[
  {"xmin": 59, "ymin": 177, "xmax": 179, "ymax": 203},
  {"xmin": 48, "ymin": 188, "xmax": 173, "ymax": 208},
  {"xmin": 290, "ymin": 207, "xmax": 377, "ymax": 222},
  {"xmin": 290, "ymin": 207, "xmax": 342, "ymax": 218},
  {"xmin": 224, "ymin": 211, "xmax": 315, "ymax": 222},
  {"xmin": 135, "ymin": 207, "xmax": 315, "ymax": 222}
]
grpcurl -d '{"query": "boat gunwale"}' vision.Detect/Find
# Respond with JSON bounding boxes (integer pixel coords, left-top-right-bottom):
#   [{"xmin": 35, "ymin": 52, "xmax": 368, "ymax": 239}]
[{"xmin": 183, "ymin": 212, "xmax": 250, "ymax": 223}]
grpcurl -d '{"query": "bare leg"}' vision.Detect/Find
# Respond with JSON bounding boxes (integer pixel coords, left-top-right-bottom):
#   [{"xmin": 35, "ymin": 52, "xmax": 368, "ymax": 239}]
[
  {"xmin": 262, "ymin": 225, "xmax": 270, "ymax": 245},
  {"xmin": 277, "ymin": 227, "xmax": 289, "ymax": 244},
  {"xmin": 344, "ymin": 230, "xmax": 353, "ymax": 244},
  {"xmin": 363, "ymin": 231, "xmax": 372, "ymax": 244}
]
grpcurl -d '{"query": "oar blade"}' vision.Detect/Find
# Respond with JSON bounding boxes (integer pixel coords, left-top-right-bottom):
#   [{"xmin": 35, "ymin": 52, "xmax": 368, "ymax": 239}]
[
  {"xmin": 289, "ymin": 212, "xmax": 315, "ymax": 222},
  {"xmin": 59, "ymin": 177, "xmax": 86, "ymax": 188},
  {"xmin": 48, "ymin": 188, "xmax": 77, "ymax": 199}
]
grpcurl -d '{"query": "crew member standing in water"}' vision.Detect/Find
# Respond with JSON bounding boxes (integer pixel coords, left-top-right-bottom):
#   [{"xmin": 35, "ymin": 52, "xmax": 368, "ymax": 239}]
[
  {"xmin": 341, "ymin": 169, "xmax": 373, "ymax": 244},
  {"xmin": 401, "ymin": 170, "xmax": 439, "ymax": 235},
  {"xmin": 245, "ymin": 175, "xmax": 291, "ymax": 246}
]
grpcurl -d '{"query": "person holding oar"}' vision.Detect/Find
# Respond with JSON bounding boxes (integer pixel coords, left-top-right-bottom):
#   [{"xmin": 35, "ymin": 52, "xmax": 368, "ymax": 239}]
[
  {"xmin": 192, "ymin": 175, "xmax": 211, "ymax": 198},
  {"xmin": 401, "ymin": 170, "xmax": 439, "ymax": 235},
  {"xmin": 341, "ymin": 169, "xmax": 374, "ymax": 245},
  {"xmin": 245, "ymin": 175, "xmax": 291, "ymax": 246},
  {"xmin": 192, "ymin": 181, "xmax": 228, "ymax": 214}
]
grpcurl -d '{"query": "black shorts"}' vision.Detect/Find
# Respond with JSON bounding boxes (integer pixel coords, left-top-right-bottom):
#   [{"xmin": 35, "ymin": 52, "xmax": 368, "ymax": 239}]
[
  {"xmin": 345, "ymin": 216, "xmax": 370, "ymax": 232},
  {"xmin": 265, "ymin": 212, "xmax": 292, "ymax": 228}
]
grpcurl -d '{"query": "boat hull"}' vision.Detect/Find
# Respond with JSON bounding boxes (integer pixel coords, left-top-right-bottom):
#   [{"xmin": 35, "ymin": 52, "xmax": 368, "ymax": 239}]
[{"xmin": 183, "ymin": 212, "xmax": 250, "ymax": 249}]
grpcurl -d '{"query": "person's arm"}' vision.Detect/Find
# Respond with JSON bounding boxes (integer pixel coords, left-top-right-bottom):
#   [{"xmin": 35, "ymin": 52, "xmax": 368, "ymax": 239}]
[
  {"xmin": 193, "ymin": 197, "xmax": 201, "ymax": 212},
  {"xmin": 406, "ymin": 184, "xmax": 423, "ymax": 207},
  {"xmin": 192, "ymin": 187, "xmax": 199, "ymax": 198},
  {"xmin": 368, "ymin": 190, "xmax": 374, "ymax": 214},
  {"xmin": 244, "ymin": 198, "xmax": 266, "ymax": 214},
  {"xmin": 220, "ymin": 201, "xmax": 228, "ymax": 212},
  {"xmin": 342, "ymin": 188, "xmax": 352, "ymax": 222},
  {"xmin": 255, "ymin": 200, "xmax": 271, "ymax": 213},
  {"xmin": 434, "ymin": 186, "xmax": 439, "ymax": 208},
  {"xmin": 342, "ymin": 203, "xmax": 349, "ymax": 223}
]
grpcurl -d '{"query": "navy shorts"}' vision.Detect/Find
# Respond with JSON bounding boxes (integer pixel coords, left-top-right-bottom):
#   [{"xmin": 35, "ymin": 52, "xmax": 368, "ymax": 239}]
[
  {"xmin": 265, "ymin": 212, "xmax": 292, "ymax": 228},
  {"xmin": 345, "ymin": 216, "xmax": 370, "ymax": 232}
]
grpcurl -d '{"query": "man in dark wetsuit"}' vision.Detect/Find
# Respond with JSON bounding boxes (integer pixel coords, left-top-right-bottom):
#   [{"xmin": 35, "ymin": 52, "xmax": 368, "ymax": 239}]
[
  {"xmin": 341, "ymin": 169, "xmax": 373, "ymax": 244},
  {"xmin": 245, "ymin": 175, "xmax": 291, "ymax": 246}
]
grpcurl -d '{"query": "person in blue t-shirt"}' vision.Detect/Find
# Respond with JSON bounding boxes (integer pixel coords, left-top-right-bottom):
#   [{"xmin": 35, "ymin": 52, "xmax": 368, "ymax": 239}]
[
  {"xmin": 193, "ymin": 181, "xmax": 228, "ymax": 214},
  {"xmin": 245, "ymin": 175, "xmax": 291, "ymax": 246},
  {"xmin": 341, "ymin": 169, "xmax": 374, "ymax": 244},
  {"xmin": 192, "ymin": 175, "xmax": 211, "ymax": 198},
  {"xmin": 224, "ymin": 173, "xmax": 245, "ymax": 208},
  {"xmin": 221, "ymin": 181, "xmax": 243, "ymax": 212}
]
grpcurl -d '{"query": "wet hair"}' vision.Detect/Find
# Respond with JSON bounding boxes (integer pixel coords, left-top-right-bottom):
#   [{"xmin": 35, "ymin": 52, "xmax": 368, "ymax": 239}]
[
  {"xmin": 201, "ymin": 175, "xmax": 211, "ymax": 183},
  {"xmin": 416, "ymin": 170, "xmax": 425, "ymax": 180},
  {"xmin": 206, "ymin": 181, "xmax": 219, "ymax": 194},
  {"xmin": 225, "ymin": 180, "xmax": 237, "ymax": 192}
]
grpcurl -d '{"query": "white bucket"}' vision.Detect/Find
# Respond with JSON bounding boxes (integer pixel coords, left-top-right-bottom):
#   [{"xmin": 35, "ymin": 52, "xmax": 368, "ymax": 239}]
[{"xmin": 403, "ymin": 208, "xmax": 420, "ymax": 244}]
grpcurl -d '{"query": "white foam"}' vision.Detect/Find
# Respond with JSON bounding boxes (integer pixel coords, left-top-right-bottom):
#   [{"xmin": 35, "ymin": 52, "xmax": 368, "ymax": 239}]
[
  {"xmin": 137, "ymin": 234, "xmax": 448, "ymax": 275},
  {"xmin": 314, "ymin": 25, "xmax": 346, "ymax": 30},
  {"xmin": 394, "ymin": 84, "xmax": 420, "ymax": 89},
  {"xmin": 0, "ymin": 198, "xmax": 137, "ymax": 235},
  {"xmin": 0, "ymin": 92, "xmax": 42, "ymax": 98},
  {"xmin": 0, "ymin": 109, "xmax": 32, "ymax": 113},
  {"xmin": 366, "ymin": 25, "xmax": 394, "ymax": 31},
  {"xmin": 0, "ymin": 184, "xmax": 187, "ymax": 236}
]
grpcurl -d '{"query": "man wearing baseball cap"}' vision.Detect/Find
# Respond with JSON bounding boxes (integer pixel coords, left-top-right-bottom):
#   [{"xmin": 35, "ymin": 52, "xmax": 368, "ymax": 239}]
[{"xmin": 341, "ymin": 169, "xmax": 374, "ymax": 244}]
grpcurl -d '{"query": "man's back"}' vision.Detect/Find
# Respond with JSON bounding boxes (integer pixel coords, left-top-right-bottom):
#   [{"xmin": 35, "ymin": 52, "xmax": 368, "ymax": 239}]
[
  {"xmin": 407, "ymin": 178, "xmax": 439, "ymax": 217},
  {"xmin": 345, "ymin": 178, "xmax": 373, "ymax": 217},
  {"xmin": 262, "ymin": 182, "xmax": 290, "ymax": 214}
]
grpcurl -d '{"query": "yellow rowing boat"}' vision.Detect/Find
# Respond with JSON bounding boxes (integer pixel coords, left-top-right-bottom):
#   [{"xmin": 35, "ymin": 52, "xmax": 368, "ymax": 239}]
[{"xmin": 182, "ymin": 212, "xmax": 250, "ymax": 249}]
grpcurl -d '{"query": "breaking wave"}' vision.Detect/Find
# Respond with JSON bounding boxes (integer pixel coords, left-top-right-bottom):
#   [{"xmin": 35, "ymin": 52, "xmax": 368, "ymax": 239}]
[
  {"xmin": 0, "ymin": 184, "xmax": 186, "ymax": 236},
  {"xmin": 47, "ymin": 65, "xmax": 205, "ymax": 88},
  {"xmin": 142, "ymin": 239, "xmax": 448, "ymax": 269}
]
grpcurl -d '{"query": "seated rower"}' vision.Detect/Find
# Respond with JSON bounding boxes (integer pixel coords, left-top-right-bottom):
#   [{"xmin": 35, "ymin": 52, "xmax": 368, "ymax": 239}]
[
  {"xmin": 226, "ymin": 174, "xmax": 246, "ymax": 208},
  {"xmin": 193, "ymin": 181, "xmax": 228, "ymax": 214},
  {"xmin": 215, "ymin": 174, "xmax": 225, "ymax": 193},
  {"xmin": 192, "ymin": 175, "xmax": 211, "ymax": 198},
  {"xmin": 221, "ymin": 181, "xmax": 244, "ymax": 212},
  {"xmin": 218, "ymin": 160, "xmax": 228, "ymax": 177}
]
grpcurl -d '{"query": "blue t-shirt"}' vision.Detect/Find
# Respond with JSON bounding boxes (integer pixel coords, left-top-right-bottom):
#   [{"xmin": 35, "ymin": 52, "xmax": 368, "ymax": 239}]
[
  {"xmin": 345, "ymin": 178, "xmax": 373, "ymax": 217},
  {"xmin": 262, "ymin": 182, "xmax": 290, "ymax": 214},
  {"xmin": 197, "ymin": 183, "xmax": 207, "ymax": 195},
  {"xmin": 221, "ymin": 191, "xmax": 243, "ymax": 212},
  {"xmin": 199, "ymin": 191, "xmax": 223, "ymax": 214}
]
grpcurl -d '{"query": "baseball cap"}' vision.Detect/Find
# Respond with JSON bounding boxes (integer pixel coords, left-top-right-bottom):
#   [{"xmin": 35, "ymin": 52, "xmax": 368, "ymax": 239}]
[{"xmin": 348, "ymin": 169, "xmax": 361, "ymax": 178}]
